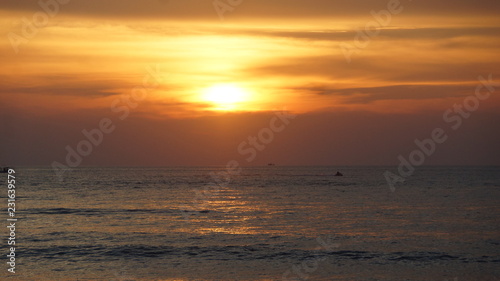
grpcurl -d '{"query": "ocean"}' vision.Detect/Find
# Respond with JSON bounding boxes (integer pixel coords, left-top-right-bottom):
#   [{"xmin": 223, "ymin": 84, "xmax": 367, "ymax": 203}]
[{"xmin": 2, "ymin": 166, "xmax": 499, "ymax": 280}]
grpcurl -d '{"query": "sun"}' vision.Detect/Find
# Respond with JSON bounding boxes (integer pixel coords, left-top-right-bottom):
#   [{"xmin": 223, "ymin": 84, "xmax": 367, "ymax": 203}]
[{"xmin": 202, "ymin": 84, "xmax": 249, "ymax": 110}]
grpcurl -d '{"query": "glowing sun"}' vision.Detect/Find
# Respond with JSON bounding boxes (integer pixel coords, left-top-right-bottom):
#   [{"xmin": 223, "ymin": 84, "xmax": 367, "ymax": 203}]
[{"xmin": 202, "ymin": 84, "xmax": 249, "ymax": 110}]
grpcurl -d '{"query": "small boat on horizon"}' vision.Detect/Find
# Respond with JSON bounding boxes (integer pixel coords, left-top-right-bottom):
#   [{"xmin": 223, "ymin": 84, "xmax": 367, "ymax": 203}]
[
  {"xmin": 334, "ymin": 171, "xmax": 343, "ymax": 176},
  {"xmin": 0, "ymin": 167, "xmax": 11, "ymax": 173}
]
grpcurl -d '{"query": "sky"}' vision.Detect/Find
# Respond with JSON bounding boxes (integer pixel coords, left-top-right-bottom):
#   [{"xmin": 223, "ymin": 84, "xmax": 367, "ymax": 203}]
[{"xmin": 1, "ymin": 0, "xmax": 499, "ymax": 167}]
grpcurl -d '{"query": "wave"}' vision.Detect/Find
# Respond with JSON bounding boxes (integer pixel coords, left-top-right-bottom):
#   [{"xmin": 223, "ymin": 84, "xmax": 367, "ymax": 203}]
[
  {"xmin": 19, "ymin": 243, "xmax": 500, "ymax": 264},
  {"xmin": 20, "ymin": 207, "xmax": 177, "ymax": 215}
]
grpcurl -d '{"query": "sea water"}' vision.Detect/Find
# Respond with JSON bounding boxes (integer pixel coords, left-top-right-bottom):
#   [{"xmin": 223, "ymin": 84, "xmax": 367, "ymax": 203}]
[{"xmin": 2, "ymin": 166, "xmax": 499, "ymax": 280}]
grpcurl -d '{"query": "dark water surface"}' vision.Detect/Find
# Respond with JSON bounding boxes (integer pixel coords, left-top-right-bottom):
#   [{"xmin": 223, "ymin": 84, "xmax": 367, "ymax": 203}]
[{"xmin": 2, "ymin": 166, "xmax": 499, "ymax": 280}]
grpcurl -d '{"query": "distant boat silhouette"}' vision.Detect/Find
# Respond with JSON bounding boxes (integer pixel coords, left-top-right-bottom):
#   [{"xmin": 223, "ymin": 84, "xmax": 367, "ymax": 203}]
[
  {"xmin": 0, "ymin": 167, "xmax": 10, "ymax": 173},
  {"xmin": 267, "ymin": 163, "xmax": 275, "ymax": 166},
  {"xmin": 334, "ymin": 171, "xmax": 343, "ymax": 176}
]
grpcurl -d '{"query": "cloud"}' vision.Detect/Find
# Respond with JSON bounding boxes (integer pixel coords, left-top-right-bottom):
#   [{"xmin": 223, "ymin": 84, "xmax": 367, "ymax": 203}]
[
  {"xmin": 245, "ymin": 53, "xmax": 500, "ymax": 84},
  {"xmin": 0, "ymin": 87, "xmax": 119, "ymax": 98},
  {"xmin": 217, "ymin": 27, "xmax": 500, "ymax": 42},
  {"xmin": 2, "ymin": 0, "xmax": 500, "ymax": 20},
  {"xmin": 0, "ymin": 75, "xmax": 124, "ymax": 97},
  {"xmin": 291, "ymin": 84, "xmax": 474, "ymax": 104}
]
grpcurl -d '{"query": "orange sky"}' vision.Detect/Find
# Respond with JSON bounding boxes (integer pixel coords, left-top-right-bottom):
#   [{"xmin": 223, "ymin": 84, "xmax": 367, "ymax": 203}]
[{"xmin": 1, "ymin": 0, "xmax": 499, "ymax": 166}]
